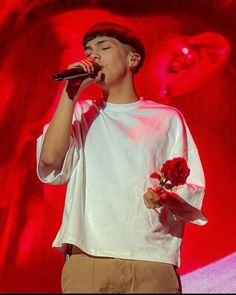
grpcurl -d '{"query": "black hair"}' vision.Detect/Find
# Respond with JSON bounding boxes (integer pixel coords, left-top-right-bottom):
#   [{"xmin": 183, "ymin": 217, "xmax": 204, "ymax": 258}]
[{"xmin": 82, "ymin": 22, "xmax": 145, "ymax": 73}]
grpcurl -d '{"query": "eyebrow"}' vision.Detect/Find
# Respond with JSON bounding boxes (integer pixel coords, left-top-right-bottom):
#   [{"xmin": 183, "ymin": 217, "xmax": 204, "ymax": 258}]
[{"xmin": 84, "ymin": 39, "xmax": 111, "ymax": 51}]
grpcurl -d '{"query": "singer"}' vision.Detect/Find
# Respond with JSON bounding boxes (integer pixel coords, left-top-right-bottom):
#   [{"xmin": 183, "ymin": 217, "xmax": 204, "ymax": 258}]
[{"xmin": 36, "ymin": 21, "xmax": 207, "ymax": 293}]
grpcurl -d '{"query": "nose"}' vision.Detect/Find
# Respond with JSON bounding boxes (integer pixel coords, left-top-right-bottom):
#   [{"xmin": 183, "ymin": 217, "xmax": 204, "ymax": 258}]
[{"xmin": 90, "ymin": 50, "xmax": 100, "ymax": 60}]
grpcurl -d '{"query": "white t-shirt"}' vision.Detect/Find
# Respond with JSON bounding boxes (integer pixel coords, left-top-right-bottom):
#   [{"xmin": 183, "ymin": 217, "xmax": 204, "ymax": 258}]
[{"xmin": 36, "ymin": 97, "xmax": 207, "ymax": 267}]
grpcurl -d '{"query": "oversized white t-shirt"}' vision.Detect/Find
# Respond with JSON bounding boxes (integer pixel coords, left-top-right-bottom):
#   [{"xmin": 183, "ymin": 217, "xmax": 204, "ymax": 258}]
[{"xmin": 36, "ymin": 97, "xmax": 207, "ymax": 267}]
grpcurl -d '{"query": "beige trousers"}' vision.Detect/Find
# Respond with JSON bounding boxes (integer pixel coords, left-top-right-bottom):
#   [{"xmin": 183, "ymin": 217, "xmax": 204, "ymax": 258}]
[{"xmin": 61, "ymin": 254, "xmax": 181, "ymax": 293}]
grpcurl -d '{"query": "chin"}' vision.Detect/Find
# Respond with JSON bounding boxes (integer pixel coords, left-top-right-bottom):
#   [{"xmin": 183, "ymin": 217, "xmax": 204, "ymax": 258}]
[{"xmin": 96, "ymin": 77, "xmax": 113, "ymax": 89}]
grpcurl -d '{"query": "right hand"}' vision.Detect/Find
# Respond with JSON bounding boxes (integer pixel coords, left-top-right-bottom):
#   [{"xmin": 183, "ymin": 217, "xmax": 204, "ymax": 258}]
[
  {"xmin": 143, "ymin": 187, "xmax": 165, "ymax": 209},
  {"xmin": 65, "ymin": 58, "xmax": 103, "ymax": 100}
]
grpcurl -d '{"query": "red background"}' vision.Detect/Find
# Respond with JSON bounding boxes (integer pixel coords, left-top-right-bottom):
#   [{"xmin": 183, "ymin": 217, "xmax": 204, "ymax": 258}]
[{"xmin": 0, "ymin": 0, "xmax": 235, "ymax": 293}]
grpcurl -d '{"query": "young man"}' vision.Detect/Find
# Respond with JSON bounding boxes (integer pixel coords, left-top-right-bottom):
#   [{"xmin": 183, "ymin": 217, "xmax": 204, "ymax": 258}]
[{"xmin": 36, "ymin": 22, "xmax": 207, "ymax": 293}]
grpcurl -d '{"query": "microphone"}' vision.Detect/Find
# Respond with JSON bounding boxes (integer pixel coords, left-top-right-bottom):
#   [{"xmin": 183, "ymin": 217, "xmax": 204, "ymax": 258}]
[{"xmin": 52, "ymin": 63, "xmax": 101, "ymax": 81}]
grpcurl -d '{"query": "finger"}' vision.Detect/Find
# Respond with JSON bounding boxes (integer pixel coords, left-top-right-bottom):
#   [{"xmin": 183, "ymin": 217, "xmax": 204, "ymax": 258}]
[
  {"xmin": 147, "ymin": 188, "xmax": 161, "ymax": 201},
  {"xmin": 143, "ymin": 196, "xmax": 155, "ymax": 209},
  {"xmin": 147, "ymin": 188, "xmax": 156, "ymax": 197},
  {"xmin": 143, "ymin": 193, "xmax": 153, "ymax": 202},
  {"xmin": 67, "ymin": 60, "xmax": 92, "ymax": 72},
  {"xmin": 154, "ymin": 186, "xmax": 164, "ymax": 193},
  {"xmin": 148, "ymin": 187, "xmax": 162, "ymax": 195},
  {"xmin": 144, "ymin": 193, "xmax": 162, "ymax": 208},
  {"xmin": 94, "ymin": 70, "xmax": 104, "ymax": 82},
  {"xmin": 81, "ymin": 59, "xmax": 94, "ymax": 72},
  {"xmin": 67, "ymin": 61, "xmax": 84, "ymax": 69},
  {"xmin": 87, "ymin": 57, "xmax": 95, "ymax": 70},
  {"xmin": 144, "ymin": 191, "xmax": 154, "ymax": 200},
  {"xmin": 148, "ymin": 187, "xmax": 155, "ymax": 193},
  {"xmin": 143, "ymin": 197, "xmax": 151, "ymax": 208},
  {"xmin": 144, "ymin": 194, "xmax": 161, "ymax": 209}
]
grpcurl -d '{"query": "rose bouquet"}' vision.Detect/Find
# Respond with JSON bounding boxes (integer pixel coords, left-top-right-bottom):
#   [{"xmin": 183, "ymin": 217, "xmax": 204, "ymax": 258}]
[{"xmin": 150, "ymin": 157, "xmax": 190, "ymax": 190}]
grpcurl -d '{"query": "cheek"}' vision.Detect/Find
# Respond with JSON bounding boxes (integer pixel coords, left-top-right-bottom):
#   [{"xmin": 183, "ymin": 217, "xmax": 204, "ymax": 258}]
[
  {"xmin": 107, "ymin": 49, "xmax": 129, "ymax": 70},
  {"xmin": 104, "ymin": 54, "xmax": 129, "ymax": 79}
]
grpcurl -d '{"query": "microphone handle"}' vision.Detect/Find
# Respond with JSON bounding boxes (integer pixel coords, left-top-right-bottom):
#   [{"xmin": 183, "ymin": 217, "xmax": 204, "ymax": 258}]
[{"xmin": 52, "ymin": 63, "xmax": 101, "ymax": 81}]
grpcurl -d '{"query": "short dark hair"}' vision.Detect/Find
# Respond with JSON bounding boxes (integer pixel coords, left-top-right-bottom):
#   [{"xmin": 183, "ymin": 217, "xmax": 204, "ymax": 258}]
[{"xmin": 82, "ymin": 22, "xmax": 145, "ymax": 73}]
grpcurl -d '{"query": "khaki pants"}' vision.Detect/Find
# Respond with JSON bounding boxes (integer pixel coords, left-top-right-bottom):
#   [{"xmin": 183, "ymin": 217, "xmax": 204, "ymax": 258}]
[{"xmin": 61, "ymin": 254, "xmax": 181, "ymax": 293}]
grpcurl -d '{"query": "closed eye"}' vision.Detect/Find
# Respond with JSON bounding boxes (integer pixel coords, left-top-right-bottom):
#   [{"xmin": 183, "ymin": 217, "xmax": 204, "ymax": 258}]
[
  {"xmin": 85, "ymin": 51, "xmax": 91, "ymax": 57},
  {"xmin": 85, "ymin": 47, "xmax": 110, "ymax": 57}
]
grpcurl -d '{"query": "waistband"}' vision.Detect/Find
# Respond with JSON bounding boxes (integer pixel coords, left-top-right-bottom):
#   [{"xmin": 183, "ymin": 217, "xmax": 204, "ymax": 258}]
[{"xmin": 65, "ymin": 244, "xmax": 114, "ymax": 259}]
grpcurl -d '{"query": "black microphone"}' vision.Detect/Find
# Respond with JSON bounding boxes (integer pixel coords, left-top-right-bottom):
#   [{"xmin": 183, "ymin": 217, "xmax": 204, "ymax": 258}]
[{"xmin": 52, "ymin": 63, "xmax": 101, "ymax": 81}]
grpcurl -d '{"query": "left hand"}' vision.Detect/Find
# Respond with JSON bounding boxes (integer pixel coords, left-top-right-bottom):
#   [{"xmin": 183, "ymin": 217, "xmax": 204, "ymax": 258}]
[{"xmin": 143, "ymin": 186, "xmax": 167, "ymax": 209}]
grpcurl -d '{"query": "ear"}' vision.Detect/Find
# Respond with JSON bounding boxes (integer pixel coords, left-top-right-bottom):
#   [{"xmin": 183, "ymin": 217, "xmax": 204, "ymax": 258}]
[
  {"xmin": 163, "ymin": 31, "xmax": 232, "ymax": 98},
  {"xmin": 186, "ymin": 31, "xmax": 231, "ymax": 71},
  {"xmin": 128, "ymin": 52, "xmax": 141, "ymax": 71}
]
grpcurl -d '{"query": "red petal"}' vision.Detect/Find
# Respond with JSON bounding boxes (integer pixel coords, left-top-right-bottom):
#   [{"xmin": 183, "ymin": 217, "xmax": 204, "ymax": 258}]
[{"xmin": 150, "ymin": 172, "xmax": 160, "ymax": 179}]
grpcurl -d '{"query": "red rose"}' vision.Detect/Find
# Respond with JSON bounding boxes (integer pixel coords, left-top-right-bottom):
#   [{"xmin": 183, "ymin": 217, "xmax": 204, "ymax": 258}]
[{"xmin": 161, "ymin": 157, "xmax": 190, "ymax": 188}]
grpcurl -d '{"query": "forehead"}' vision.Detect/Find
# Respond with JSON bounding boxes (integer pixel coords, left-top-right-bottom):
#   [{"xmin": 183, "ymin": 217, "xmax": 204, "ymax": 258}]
[{"xmin": 84, "ymin": 36, "xmax": 123, "ymax": 48}]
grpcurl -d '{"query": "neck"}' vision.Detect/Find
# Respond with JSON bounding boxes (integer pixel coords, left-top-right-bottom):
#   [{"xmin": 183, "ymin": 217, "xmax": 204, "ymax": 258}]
[{"xmin": 102, "ymin": 74, "xmax": 139, "ymax": 104}]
